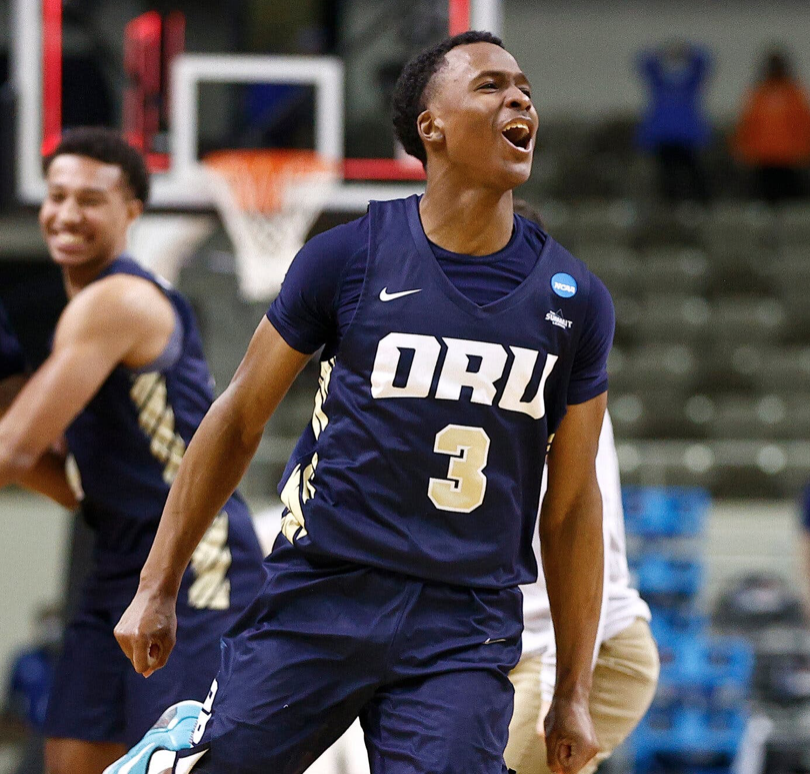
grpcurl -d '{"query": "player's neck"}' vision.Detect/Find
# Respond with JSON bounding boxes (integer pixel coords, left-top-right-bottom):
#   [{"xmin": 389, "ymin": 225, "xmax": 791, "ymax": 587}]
[
  {"xmin": 62, "ymin": 254, "xmax": 119, "ymax": 298},
  {"xmin": 419, "ymin": 181, "xmax": 514, "ymax": 256}
]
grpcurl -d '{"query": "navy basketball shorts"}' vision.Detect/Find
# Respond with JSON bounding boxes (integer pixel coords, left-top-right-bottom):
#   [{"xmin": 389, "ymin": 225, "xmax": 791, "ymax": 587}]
[
  {"xmin": 44, "ymin": 500, "xmax": 264, "ymax": 747},
  {"xmin": 43, "ymin": 590, "xmax": 227, "ymax": 746},
  {"xmin": 188, "ymin": 535, "xmax": 523, "ymax": 774}
]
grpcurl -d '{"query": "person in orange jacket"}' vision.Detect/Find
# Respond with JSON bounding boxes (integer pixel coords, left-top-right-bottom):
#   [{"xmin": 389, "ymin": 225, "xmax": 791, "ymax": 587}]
[{"xmin": 733, "ymin": 49, "xmax": 810, "ymax": 203}]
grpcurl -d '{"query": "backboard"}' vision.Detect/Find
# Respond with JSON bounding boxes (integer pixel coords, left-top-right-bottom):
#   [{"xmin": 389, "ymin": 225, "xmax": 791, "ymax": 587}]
[{"xmin": 14, "ymin": 0, "xmax": 503, "ymax": 213}]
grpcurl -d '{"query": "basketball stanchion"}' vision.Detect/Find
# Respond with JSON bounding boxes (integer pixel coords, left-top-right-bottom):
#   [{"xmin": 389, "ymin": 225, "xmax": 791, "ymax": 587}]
[{"xmin": 202, "ymin": 149, "xmax": 339, "ymax": 300}]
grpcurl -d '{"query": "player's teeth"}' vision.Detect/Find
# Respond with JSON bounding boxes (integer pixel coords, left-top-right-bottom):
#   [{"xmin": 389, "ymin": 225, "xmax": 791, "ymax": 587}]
[
  {"xmin": 56, "ymin": 234, "xmax": 84, "ymax": 245},
  {"xmin": 503, "ymin": 123, "xmax": 530, "ymax": 147}
]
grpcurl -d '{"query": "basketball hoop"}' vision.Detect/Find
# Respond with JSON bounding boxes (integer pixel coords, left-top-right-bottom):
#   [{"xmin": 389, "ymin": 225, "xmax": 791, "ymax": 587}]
[{"xmin": 202, "ymin": 149, "xmax": 339, "ymax": 300}]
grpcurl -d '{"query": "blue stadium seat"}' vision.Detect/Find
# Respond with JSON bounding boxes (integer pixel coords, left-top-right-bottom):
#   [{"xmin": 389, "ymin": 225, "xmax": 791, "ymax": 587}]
[
  {"xmin": 629, "ymin": 554, "xmax": 704, "ymax": 601},
  {"xmin": 649, "ymin": 607, "xmax": 707, "ymax": 647},
  {"xmin": 631, "ymin": 705, "xmax": 747, "ymax": 773},
  {"xmin": 622, "ymin": 486, "xmax": 709, "ymax": 537},
  {"xmin": 655, "ymin": 634, "xmax": 754, "ymax": 704}
]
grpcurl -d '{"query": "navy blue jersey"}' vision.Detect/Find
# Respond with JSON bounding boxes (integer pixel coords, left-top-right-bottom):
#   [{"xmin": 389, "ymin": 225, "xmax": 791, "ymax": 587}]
[
  {"xmin": 267, "ymin": 196, "xmax": 614, "ymax": 588},
  {"xmin": 63, "ymin": 257, "xmax": 262, "ymax": 590},
  {"xmin": 0, "ymin": 302, "xmax": 26, "ymax": 379}
]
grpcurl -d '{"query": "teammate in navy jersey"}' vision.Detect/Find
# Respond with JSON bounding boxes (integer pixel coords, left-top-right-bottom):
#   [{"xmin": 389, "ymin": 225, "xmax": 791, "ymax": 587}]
[
  {"xmin": 0, "ymin": 128, "xmax": 264, "ymax": 774},
  {"xmin": 114, "ymin": 31, "xmax": 612, "ymax": 774}
]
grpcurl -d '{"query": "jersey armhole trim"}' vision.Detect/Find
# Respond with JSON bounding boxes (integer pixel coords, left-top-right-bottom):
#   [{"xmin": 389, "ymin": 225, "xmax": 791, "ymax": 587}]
[
  {"xmin": 129, "ymin": 303, "xmax": 185, "ymax": 375},
  {"xmin": 332, "ymin": 212, "xmax": 374, "ymax": 358}
]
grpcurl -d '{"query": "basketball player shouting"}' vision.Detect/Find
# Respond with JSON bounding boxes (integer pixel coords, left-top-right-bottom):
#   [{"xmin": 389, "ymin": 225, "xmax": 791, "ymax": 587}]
[
  {"xmin": 113, "ymin": 31, "xmax": 613, "ymax": 774},
  {"xmin": 0, "ymin": 129, "xmax": 264, "ymax": 774}
]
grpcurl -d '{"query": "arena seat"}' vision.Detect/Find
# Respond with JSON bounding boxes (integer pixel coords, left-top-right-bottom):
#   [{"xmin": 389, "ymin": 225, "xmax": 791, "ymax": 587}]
[
  {"xmin": 776, "ymin": 202, "xmax": 810, "ymax": 247},
  {"xmin": 639, "ymin": 247, "xmax": 711, "ymax": 294}
]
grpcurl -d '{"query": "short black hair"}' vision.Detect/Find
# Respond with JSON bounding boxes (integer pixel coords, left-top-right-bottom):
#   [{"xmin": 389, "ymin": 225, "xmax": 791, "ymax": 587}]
[
  {"xmin": 43, "ymin": 127, "xmax": 151, "ymax": 205},
  {"xmin": 392, "ymin": 30, "xmax": 504, "ymax": 167}
]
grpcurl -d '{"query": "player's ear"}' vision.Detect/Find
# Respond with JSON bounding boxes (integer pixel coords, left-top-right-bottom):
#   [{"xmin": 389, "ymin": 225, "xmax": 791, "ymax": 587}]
[
  {"xmin": 417, "ymin": 109, "xmax": 444, "ymax": 149},
  {"xmin": 126, "ymin": 197, "xmax": 144, "ymax": 224}
]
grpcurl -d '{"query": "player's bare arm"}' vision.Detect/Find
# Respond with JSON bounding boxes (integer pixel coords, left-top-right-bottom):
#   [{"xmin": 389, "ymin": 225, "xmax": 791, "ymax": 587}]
[
  {"xmin": 115, "ymin": 317, "xmax": 310, "ymax": 677},
  {"xmin": 0, "ymin": 371, "xmax": 76, "ymax": 507},
  {"xmin": 540, "ymin": 391, "xmax": 607, "ymax": 774},
  {"xmin": 0, "ymin": 274, "xmax": 174, "ymax": 507}
]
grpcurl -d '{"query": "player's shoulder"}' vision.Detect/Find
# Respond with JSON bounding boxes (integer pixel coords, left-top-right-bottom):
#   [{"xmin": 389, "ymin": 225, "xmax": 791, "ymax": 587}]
[
  {"xmin": 540, "ymin": 232, "xmax": 611, "ymax": 305},
  {"xmin": 76, "ymin": 271, "xmax": 168, "ymax": 313},
  {"xmin": 301, "ymin": 211, "xmax": 369, "ymax": 262},
  {"xmin": 61, "ymin": 270, "xmax": 173, "ymax": 342},
  {"xmin": 280, "ymin": 212, "xmax": 370, "ymax": 295}
]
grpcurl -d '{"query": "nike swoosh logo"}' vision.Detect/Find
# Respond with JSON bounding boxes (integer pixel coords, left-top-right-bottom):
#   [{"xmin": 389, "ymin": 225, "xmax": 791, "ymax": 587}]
[
  {"xmin": 379, "ymin": 287, "xmax": 422, "ymax": 302},
  {"xmin": 483, "ymin": 637, "xmax": 507, "ymax": 645},
  {"xmin": 114, "ymin": 744, "xmax": 155, "ymax": 774}
]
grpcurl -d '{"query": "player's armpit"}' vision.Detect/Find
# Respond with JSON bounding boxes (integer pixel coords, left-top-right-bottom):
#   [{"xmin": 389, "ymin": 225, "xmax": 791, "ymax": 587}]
[{"xmin": 226, "ymin": 316, "xmax": 313, "ymax": 438}]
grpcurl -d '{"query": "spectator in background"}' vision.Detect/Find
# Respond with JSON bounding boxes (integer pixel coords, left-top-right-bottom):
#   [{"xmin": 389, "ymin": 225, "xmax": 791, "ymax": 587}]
[
  {"xmin": 733, "ymin": 49, "xmax": 810, "ymax": 204},
  {"xmin": 801, "ymin": 484, "xmax": 810, "ymax": 620},
  {"xmin": 2, "ymin": 605, "xmax": 64, "ymax": 774},
  {"xmin": 636, "ymin": 42, "xmax": 712, "ymax": 203},
  {"xmin": 4, "ymin": 605, "xmax": 63, "ymax": 733}
]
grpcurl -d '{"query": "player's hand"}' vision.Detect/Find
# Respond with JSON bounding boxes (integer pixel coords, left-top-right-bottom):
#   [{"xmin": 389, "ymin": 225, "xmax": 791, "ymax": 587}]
[
  {"xmin": 114, "ymin": 586, "xmax": 178, "ymax": 678},
  {"xmin": 543, "ymin": 691, "xmax": 599, "ymax": 774}
]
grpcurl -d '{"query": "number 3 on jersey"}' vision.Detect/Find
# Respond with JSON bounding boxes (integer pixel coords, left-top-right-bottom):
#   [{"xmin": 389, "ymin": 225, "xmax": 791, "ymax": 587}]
[{"xmin": 428, "ymin": 425, "xmax": 491, "ymax": 513}]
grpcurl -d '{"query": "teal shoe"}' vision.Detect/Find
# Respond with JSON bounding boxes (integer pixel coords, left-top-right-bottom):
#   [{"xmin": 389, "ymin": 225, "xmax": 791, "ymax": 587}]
[{"xmin": 103, "ymin": 701, "xmax": 203, "ymax": 774}]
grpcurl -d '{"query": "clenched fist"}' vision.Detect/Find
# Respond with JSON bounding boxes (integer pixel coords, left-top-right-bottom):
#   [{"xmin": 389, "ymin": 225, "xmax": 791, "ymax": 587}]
[
  {"xmin": 114, "ymin": 586, "xmax": 178, "ymax": 678},
  {"xmin": 543, "ymin": 692, "xmax": 599, "ymax": 774}
]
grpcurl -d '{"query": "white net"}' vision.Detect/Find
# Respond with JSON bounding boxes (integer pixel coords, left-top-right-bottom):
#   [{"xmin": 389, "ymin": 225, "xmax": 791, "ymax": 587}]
[
  {"xmin": 202, "ymin": 150, "xmax": 339, "ymax": 301},
  {"xmin": 127, "ymin": 214, "xmax": 217, "ymax": 283}
]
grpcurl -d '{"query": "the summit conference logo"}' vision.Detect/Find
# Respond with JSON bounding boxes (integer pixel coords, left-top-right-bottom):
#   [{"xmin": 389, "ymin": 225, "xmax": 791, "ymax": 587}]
[{"xmin": 545, "ymin": 309, "xmax": 573, "ymax": 330}]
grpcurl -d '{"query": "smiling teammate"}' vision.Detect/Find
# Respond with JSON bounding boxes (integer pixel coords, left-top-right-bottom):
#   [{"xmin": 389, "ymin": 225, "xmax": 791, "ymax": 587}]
[
  {"xmin": 112, "ymin": 31, "xmax": 613, "ymax": 774},
  {"xmin": 0, "ymin": 128, "xmax": 264, "ymax": 774}
]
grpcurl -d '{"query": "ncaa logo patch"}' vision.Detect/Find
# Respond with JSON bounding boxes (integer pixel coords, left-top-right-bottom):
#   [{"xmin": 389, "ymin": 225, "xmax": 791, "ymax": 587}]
[{"xmin": 551, "ymin": 273, "xmax": 577, "ymax": 298}]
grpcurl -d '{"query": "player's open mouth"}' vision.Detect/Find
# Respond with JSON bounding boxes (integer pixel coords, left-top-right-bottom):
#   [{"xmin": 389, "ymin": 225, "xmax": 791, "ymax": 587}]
[{"xmin": 501, "ymin": 120, "xmax": 532, "ymax": 152}]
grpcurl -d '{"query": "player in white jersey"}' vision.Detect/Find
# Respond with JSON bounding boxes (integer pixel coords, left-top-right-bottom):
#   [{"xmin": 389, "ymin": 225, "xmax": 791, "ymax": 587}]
[{"xmin": 505, "ymin": 412, "xmax": 660, "ymax": 774}]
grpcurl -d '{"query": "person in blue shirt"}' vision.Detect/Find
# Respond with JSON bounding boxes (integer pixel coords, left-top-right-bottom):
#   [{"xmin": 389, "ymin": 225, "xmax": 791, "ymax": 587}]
[
  {"xmin": 636, "ymin": 42, "xmax": 712, "ymax": 202},
  {"xmin": 0, "ymin": 128, "xmax": 264, "ymax": 774},
  {"xmin": 801, "ymin": 484, "xmax": 810, "ymax": 619},
  {"xmin": 114, "ymin": 30, "xmax": 613, "ymax": 774}
]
